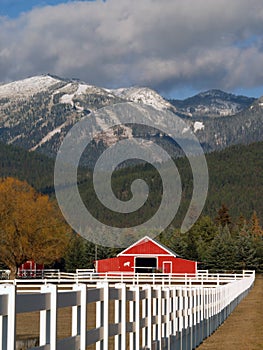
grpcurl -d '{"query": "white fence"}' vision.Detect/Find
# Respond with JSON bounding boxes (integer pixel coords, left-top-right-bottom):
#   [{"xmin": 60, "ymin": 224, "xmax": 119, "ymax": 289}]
[
  {"xmin": 0, "ymin": 270, "xmax": 255, "ymax": 350},
  {"xmin": 0, "ymin": 269, "xmax": 254, "ymax": 287}
]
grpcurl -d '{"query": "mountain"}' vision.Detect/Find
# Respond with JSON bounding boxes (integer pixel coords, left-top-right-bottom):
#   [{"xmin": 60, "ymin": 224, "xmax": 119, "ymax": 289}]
[
  {"xmin": 0, "ymin": 75, "xmax": 124, "ymax": 155},
  {"xmin": 170, "ymin": 89, "xmax": 262, "ymax": 151},
  {"xmin": 0, "ymin": 75, "xmax": 180, "ymax": 164},
  {"xmin": 0, "ymin": 75, "xmax": 262, "ymax": 165},
  {"xmin": 111, "ymin": 86, "xmax": 177, "ymax": 112},
  {"xmin": 169, "ymin": 89, "xmax": 256, "ymax": 118},
  {"xmin": 191, "ymin": 96, "xmax": 263, "ymax": 151}
]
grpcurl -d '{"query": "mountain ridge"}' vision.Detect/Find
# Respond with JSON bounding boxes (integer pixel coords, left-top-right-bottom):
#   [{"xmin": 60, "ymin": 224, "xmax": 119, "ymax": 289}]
[
  {"xmin": 0, "ymin": 75, "xmax": 262, "ymax": 166},
  {"xmin": 169, "ymin": 89, "xmax": 256, "ymax": 118}
]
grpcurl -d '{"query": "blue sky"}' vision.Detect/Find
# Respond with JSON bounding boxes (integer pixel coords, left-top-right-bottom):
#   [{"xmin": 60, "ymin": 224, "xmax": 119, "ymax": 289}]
[
  {"xmin": 1, "ymin": 0, "xmax": 65, "ymax": 18},
  {"xmin": 0, "ymin": 0, "xmax": 263, "ymax": 99},
  {"xmin": 0, "ymin": 1, "xmax": 98, "ymax": 18}
]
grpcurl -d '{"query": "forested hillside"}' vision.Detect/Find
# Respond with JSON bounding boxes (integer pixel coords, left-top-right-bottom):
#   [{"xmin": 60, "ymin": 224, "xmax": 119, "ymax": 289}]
[
  {"xmin": 78, "ymin": 142, "xmax": 263, "ymax": 229},
  {"xmin": 0, "ymin": 142, "xmax": 54, "ymax": 193},
  {"xmin": 205, "ymin": 142, "xmax": 262, "ymax": 220},
  {"xmin": 0, "ymin": 141, "xmax": 262, "ymax": 224}
]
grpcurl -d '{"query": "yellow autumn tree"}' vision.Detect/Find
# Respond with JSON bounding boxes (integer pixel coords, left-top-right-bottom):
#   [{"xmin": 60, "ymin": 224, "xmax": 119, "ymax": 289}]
[{"xmin": 0, "ymin": 177, "xmax": 71, "ymax": 278}]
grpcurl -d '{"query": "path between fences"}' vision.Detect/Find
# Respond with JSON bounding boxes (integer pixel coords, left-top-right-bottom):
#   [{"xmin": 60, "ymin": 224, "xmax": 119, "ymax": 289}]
[{"xmin": 197, "ymin": 274, "xmax": 263, "ymax": 350}]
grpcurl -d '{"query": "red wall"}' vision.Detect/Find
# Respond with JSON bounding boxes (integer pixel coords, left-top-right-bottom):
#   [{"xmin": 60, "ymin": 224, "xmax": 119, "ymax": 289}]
[
  {"xmin": 173, "ymin": 258, "xmax": 196, "ymax": 273},
  {"xmin": 97, "ymin": 256, "xmax": 134, "ymax": 273},
  {"xmin": 117, "ymin": 256, "xmax": 135, "ymax": 272}
]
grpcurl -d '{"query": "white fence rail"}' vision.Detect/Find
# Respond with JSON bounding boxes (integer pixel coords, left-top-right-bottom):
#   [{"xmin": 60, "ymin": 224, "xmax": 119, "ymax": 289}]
[
  {"xmin": 0, "ymin": 270, "xmax": 255, "ymax": 350},
  {"xmin": 0, "ymin": 269, "xmax": 254, "ymax": 287}
]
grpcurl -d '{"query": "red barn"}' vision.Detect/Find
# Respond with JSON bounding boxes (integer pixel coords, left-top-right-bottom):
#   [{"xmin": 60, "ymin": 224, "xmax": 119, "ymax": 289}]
[{"xmin": 96, "ymin": 236, "xmax": 197, "ymax": 274}]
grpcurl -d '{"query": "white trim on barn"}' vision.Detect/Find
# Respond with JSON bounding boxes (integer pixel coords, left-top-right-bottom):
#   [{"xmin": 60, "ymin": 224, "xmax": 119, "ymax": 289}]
[{"xmin": 117, "ymin": 254, "xmax": 173, "ymax": 257}]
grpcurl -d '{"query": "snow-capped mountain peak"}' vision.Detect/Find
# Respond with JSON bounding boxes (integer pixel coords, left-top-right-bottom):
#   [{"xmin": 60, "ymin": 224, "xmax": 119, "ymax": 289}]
[
  {"xmin": 170, "ymin": 89, "xmax": 256, "ymax": 118},
  {"xmin": 0, "ymin": 75, "xmax": 61, "ymax": 99},
  {"xmin": 110, "ymin": 86, "xmax": 175, "ymax": 111}
]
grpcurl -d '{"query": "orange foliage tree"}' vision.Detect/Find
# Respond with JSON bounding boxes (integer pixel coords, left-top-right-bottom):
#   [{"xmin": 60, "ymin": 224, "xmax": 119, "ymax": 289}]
[{"xmin": 0, "ymin": 177, "xmax": 71, "ymax": 278}]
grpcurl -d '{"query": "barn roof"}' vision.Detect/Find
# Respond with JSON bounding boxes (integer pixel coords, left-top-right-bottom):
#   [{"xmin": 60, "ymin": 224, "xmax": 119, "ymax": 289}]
[{"xmin": 117, "ymin": 235, "xmax": 178, "ymax": 257}]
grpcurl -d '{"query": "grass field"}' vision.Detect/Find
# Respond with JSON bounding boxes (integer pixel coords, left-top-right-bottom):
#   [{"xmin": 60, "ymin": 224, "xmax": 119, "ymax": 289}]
[{"xmin": 197, "ymin": 274, "xmax": 263, "ymax": 350}]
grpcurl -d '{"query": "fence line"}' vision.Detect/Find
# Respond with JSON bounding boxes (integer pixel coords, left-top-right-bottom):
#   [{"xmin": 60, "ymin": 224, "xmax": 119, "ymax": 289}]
[
  {"xmin": 0, "ymin": 270, "xmax": 255, "ymax": 350},
  {"xmin": 0, "ymin": 270, "xmax": 254, "ymax": 289}
]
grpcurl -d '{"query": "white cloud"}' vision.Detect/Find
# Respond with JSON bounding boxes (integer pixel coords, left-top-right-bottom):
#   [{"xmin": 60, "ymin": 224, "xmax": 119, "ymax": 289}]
[{"xmin": 1, "ymin": 0, "xmax": 263, "ymax": 95}]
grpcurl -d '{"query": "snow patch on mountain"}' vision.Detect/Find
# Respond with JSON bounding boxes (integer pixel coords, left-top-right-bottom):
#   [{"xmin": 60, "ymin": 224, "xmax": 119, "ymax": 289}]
[
  {"xmin": 182, "ymin": 126, "xmax": 191, "ymax": 134},
  {"xmin": 60, "ymin": 83, "xmax": 90, "ymax": 106},
  {"xmin": 0, "ymin": 75, "xmax": 60, "ymax": 98},
  {"xmin": 30, "ymin": 122, "xmax": 67, "ymax": 151},
  {"xmin": 187, "ymin": 103, "xmax": 241, "ymax": 117},
  {"xmin": 59, "ymin": 82, "xmax": 118, "ymax": 111},
  {"xmin": 111, "ymin": 87, "xmax": 174, "ymax": 111},
  {"xmin": 8, "ymin": 134, "xmax": 24, "ymax": 144},
  {"xmin": 60, "ymin": 92, "xmax": 74, "ymax": 106},
  {"xmin": 194, "ymin": 121, "xmax": 204, "ymax": 132}
]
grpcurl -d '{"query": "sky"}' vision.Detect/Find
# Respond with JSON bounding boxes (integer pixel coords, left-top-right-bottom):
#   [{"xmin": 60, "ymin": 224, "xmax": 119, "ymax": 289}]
[{"xmin": 1, "ymin": 0, "xmax": 263, "ymax": 99}]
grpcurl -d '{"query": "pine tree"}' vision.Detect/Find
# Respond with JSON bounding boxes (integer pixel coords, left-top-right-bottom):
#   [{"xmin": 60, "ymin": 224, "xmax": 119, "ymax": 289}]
[
  {"xmin": 206, "ymin": 226, "xmax": 237, "ymax": 271},
  {"xmin": 184, "ymin": 231, "xmax": 199, "ymax": 260},
  {"xmin": 64, "ymin": 234, "xmax": 89, "ymax": 271},
  {"xmin": 235, "ymin": 231, "xmax": 258, "ymax": 270},
  {"xmin": 159, "ymin": 227, "xmax": 186, "ymax": 257}
]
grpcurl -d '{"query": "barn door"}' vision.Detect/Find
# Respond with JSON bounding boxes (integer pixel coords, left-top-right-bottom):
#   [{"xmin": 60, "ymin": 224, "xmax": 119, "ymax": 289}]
[
  {"xmin": 163, "ymin": 261, "xmax": 172, "ymax": 274},
  {"xmin": 135, "ymin": 257, "xmax": 157, "ymax": 273}
]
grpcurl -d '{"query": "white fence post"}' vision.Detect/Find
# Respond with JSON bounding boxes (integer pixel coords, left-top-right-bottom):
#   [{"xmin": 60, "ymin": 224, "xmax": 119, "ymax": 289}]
[
  {"xmin": 129, "ymin": 285, "xmax": 140, "ymax": 350},
  {"xmin": 154, "ymin": 285, "xmax": 162, "ymax": 347},
  {"xmin": 0, "ymin": 284, "xmax": 16, "ymax": 350},
  {"xmin": 146, "ymin": 285, "xmax": 152, "ymax": 349},
  {"xmin": 178, "ymin": 288, "xmax": 183, "ymax": 334},
  {"xmin": 72, "ymin": 284, "xmax": 87, "ymax": 350},
  {"xmin": 141, "ymin": 285, "xmax": 152, "ymax": 349},
  {"xmin": 96, "ymin": 284, "xmax": 102, "ymax": 350},
  {"xmin": 170, "ymin": 287, "xmax": 176, "ymax": 336},
  {"xmin": 141, "ymin": 286, "xmax": 146, "ymax": 348},
  {"xmin": 96, "ymin": 282, "xmax": 109, "ymax": 350},
  {"xmin": 164, "ymin": 287, "xmax": 171, "ymax": 341},
  {"xmin": 114, "ymin": 283, "xmax": 126, "ymax": 350},
  {"xmin": 40, "ymin": 284, "xmax": 57, "ymax": 350},
  {"xmin": 103, "ymin": 283, "xmax": 109, "ymax": 350}
]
